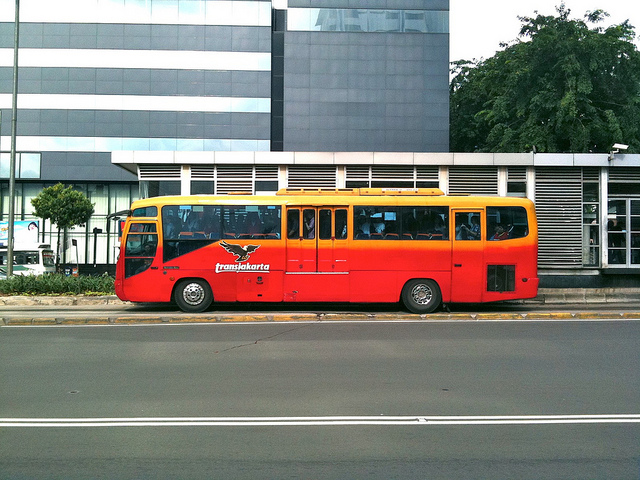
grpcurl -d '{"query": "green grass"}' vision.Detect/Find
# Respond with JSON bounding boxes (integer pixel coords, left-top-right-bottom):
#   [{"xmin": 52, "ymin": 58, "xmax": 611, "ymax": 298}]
[{"xmin": 0, "ymin": 273, "xmax": 115, "ymax": 296}]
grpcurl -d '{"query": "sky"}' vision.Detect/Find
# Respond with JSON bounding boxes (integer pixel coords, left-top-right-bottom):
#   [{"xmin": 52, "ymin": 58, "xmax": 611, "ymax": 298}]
[{"xmin": 450, "ymin": 0, "xmax": 640, "ymax": 62}]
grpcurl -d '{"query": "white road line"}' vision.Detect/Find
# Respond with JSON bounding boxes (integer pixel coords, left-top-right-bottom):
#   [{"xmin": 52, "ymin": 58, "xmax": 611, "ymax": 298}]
[{"xmin": 2, "ymin": 415, "xmax": 640, "ymax": 427}]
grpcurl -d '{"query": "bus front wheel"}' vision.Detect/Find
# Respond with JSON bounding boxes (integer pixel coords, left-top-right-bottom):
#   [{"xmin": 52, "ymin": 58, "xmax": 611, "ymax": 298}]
[
  {"xmin": 174, "ymin": 279, "xmax": 213, "ymax": 313},
  {"xmin": 402, "ymin": 279, "xmax": 441, "ymax": 314}
]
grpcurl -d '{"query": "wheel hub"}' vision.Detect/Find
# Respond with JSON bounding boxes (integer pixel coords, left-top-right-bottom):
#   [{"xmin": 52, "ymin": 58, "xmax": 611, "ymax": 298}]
[
  {"xmin": 183, "ymin": 282, "xmax": 205, "ymax": 306},
  {"xmin": 411, "ymin": 284, "xmax": 432, "ymax": 305}
]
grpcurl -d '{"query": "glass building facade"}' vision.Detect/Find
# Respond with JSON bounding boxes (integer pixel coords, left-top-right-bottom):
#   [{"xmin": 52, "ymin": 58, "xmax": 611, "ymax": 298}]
[
  {"xmin": 281, "ymin": 0, "xmax": 449, "ymax": 152},
  {"xmin": 0, "ymin": 0, "xmax": 450, "ymax": 269}
]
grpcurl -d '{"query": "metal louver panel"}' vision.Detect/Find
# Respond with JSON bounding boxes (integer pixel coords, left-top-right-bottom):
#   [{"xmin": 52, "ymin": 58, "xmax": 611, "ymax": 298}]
[
  {"xmin": 535, "ymin": 168, "xmax": 582, "ymax": 267},
  {"xmin": 507, "ymin": 167, "xmax": 527, "ymax": 181},
  {"xmin": 138, "ymin": 165, "xmax": 181, "ymax": 180},
  {"xmin": 416, "ymin": 166, "xmax": 439, "ymax": 181},
  {"xmin": 448, "ymin": 167, "xmax": 498, "ymax": 195},
  {"xmin": 582, "ymin": 167, "xmax": 599, "ymax": 182},
  {"xmin": 346, "ymin": 166, "xmax": 370, "ymax": 180},
  {"xmin": 609, "ymin": 167, "xmax": 640, "ymax": 183},
  {"xmin": 216, "ymin": 166, "xmax": 253, "ymax": 194},
  {"xmin": 288, "ymin": 166, "xmax": 337, "ymax": 188},
  {"xmin": 255, "ymin": 165, "xmax": 278, "ymax": 180},
  {"xmin": 345, "ymin": 166, "xmax": 439, "ymax": 186},
  {"xmin": 371, "ymin": 166, "xmax": 414, "ymax": 180},
  {"xmin": 190, "ymin": 166, "xmax": 215, "ymax": 179}
]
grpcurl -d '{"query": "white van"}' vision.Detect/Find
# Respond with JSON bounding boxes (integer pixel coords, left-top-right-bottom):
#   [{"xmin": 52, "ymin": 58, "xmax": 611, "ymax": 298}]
[{"xmin": 0, "ymin": 244, "xmax": 56, "ymax": 276}]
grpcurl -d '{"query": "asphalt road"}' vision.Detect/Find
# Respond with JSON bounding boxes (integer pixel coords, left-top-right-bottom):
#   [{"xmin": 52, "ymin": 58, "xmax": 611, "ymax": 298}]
[{"xmin": 2, "ymin": 320, "xmax": 640, "ymax": 478}]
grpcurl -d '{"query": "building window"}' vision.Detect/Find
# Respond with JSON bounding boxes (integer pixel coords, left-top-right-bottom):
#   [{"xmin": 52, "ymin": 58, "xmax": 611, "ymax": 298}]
[
  {"xmin": 287, "ymin": 8, "xmax": 448, "ymax": 34},
  {"xmin": 191, "ymin": 181, "xmax": 214, "ymax": 195},
  {"xmin": 0, "ymin": 153, "xmax": 42, "ymax": 180},
  {"xmin": 582, "ymin": 182, "xmax": 600, "ymax": 267},
  {"xmin": 7, "ymin": 0, "xmax": 271, "ymax": 27},
  {"xmin": 507, "ymin": 167, "xmax": 526, "ymax": 197},
  {"xmin": 607, "ymin": 199, "xmax": 640, "ymax": 267},
  {"xmin": 345, "ymin": 165, "xmax": 438, "ymax": 189}
]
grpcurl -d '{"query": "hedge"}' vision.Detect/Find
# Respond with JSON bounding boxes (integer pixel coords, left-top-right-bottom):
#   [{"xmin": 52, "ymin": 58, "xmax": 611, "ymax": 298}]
[{"xmin": 0, "ymin": 273, "xmax": 115, "ymax": 296}]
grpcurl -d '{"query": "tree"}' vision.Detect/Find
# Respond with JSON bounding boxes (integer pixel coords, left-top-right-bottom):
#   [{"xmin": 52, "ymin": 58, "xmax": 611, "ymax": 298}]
[
  {"xmin": 31, "ymin": 184, "xmax": 95, "ymax": 268},
  {"xmin": 450, "ymin": 4, "xmax": 640, "ymax": 153}
]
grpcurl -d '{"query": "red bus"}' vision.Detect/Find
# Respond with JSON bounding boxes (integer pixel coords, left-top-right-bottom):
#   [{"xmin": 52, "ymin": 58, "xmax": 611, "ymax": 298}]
[{"xmin": 113, "ymin": 188, "xmax": 538, "ymax": 313}]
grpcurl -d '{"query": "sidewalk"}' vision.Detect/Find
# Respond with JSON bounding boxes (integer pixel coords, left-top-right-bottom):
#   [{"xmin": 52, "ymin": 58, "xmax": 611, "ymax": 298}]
[
  {"xmin": 2, "ymin": 288, "xmax": 640, "ymax": 306},
  {"xmin": 520, "ymin": 287, "xmax": 640, "ymax": 305}
]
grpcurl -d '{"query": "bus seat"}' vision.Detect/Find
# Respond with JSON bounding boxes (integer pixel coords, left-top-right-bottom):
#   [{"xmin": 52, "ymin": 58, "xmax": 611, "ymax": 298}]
[
  {"xmin": 385, "ymin": 233, "xmax": 399, "ymax": 240},
  {"xmin": 237, "ymin": 233, "xmax": 252, "ymax": 239},
  {"xmin": 223, "ymin": 232, "xmax": 236, "ymax": 239},
  {"xmin": 402, "ymin": 233, "xmax": 413, "ymax": 240},
  {"xmin": 416, "ymin": 233, "xmax": 430, "ymax": 240},
  {"xmin": 266, "ymin": 233, "xmax": 279, "ymax": 239},
  {"xmin": 252, "ymin": 234, "xmax": 266, "ymax": 239},
  {"xmin": 370, "ymin": 233, "xmax": 383, "ymax": 240},
  {"xmin": 356, "ymin": 233, "xmax": 370, "ymax": 239}
]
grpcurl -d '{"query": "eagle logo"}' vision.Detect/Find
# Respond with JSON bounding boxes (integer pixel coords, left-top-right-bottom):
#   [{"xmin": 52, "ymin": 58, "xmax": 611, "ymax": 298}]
[{"xmin": 219, "ymin": 241, "xmax": 260, "ymax": 263}]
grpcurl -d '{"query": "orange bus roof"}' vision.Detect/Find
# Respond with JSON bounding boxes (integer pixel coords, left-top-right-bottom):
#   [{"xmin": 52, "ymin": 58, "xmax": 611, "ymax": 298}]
[{"xmin": 276, "ymin": 188, "xmax": 444, "ymax": 196}]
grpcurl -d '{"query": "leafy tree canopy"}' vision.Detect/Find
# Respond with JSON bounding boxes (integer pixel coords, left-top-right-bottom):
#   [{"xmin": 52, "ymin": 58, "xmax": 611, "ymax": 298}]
[
  {"xmin": 31, "ymin": 183, "xmax": 94, "ymax": 231},
  {"xmin": 450, "ymin": 4, "xmax": 640, "ymax": 153}
]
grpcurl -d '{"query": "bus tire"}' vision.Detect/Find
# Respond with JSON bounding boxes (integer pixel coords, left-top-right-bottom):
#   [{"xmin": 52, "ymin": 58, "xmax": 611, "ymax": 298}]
[
  {"xmin": 174, "ymin": 279, "xmax": 213, "ymax": 313},
  {"xmin": 402, "ymin": 279, "xmax": 441, "ymax": 314}
]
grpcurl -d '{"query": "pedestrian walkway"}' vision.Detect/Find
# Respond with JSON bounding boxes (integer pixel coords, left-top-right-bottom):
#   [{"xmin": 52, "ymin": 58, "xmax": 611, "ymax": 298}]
[
  {"xmin": 523, "ymin": 288, "xmax": 640, "ymax": 305},
  {"xmin": 2, "ymin": 288, "xmax": 639, "ymax": 307}
]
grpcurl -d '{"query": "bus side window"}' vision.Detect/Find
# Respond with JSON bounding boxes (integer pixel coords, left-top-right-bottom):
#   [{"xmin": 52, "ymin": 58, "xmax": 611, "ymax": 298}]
[
  {"xmin": 303, "ymin": 209, "xmax": 315, "ymax": 239},
  {"xmin": 487, "ymin": 206, "xmax": 528, "ymax": 240},
  {"xmin": 455, "ymin": 212, "xmax": 481, "ymax": 241},
  {"xmin": 319, "ymin": 210, "xmax": 332, "ymax": 240},
  {"xmin": 287, "ymin": 209, "xmax": 300, "ymax": 239},
  {"xmin": 354, "ymin": 206, "xmax": 369, "ymax": 239},
  {"xmin": 408, "ymin": 206, "xmax": 449, "ymax": 240},
  {"xmin": 336, "ymin": 209, "xmax": 348, "ymax": 239}
]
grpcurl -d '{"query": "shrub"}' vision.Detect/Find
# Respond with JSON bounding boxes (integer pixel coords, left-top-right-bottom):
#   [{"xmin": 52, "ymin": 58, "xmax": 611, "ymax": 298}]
[{"xmin": 0, "ymin": 273, "xmax": 115, "ymax": 296}]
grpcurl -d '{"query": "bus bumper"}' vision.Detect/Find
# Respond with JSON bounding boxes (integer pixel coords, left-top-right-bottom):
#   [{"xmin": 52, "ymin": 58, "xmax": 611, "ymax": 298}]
[
  {"xmin": 521, "ymin": 276, "xmax": 540, "ymax": 298},
  {"xmin": 114, "ymin": 279, "xmax": 128, "ymax": 301}
]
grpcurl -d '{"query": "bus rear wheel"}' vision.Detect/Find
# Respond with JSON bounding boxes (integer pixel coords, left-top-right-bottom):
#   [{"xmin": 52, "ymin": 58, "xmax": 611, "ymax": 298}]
[
  {"xmin": 174, "ymin": 279, "xmax": 213, "ymax": 313},
  {"xmin": 402, "ymin": 279, "xmax": 441, "ymax": 314}
]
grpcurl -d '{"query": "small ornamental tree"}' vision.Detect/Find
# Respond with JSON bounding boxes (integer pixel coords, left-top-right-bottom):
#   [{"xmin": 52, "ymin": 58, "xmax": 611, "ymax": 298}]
[{"xmin": 31, "ymin": 184, "xmax": 95, "ymax": 268}]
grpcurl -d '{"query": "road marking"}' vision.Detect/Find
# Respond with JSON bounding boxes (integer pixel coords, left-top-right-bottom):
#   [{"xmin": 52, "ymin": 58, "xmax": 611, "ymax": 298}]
[
  {"xmin": 3, "ymin": 317, "xmax": 640, "ymax": 328},
  {"xmin": 2, "ymin": 415, "xmax": 640, "ymax": 427}
]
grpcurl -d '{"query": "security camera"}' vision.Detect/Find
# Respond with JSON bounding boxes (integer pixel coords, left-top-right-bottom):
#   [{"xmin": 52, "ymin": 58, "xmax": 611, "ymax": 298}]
[{"xmin": 612, "ymin": 143, "xmax": 628, "ymax": 150}]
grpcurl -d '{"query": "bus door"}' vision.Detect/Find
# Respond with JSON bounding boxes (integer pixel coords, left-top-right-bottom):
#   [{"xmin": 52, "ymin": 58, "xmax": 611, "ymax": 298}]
[
  {"xmin": 286, "ymin": 207, "xmax": 317, "ymax": 272},
  {"xmin": 121, "ymin": 222, "xmax": 162, "ymax": 291},
  {"xmin": 450, "ymin": 209, "xmax": 484, "ymax": 303},
  {"xmin": 285, "ymin": 206, "xmax": 349, "ymax": 300},
  {"xmin": 317, "ymin": 207, "xmax": 349, "ymax": 272}
]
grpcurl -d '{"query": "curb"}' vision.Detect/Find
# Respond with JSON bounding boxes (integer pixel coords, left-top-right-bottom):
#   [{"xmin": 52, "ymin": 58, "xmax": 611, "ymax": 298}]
[
  {"xmin": 3, "ymin": 311, "xmax": 639, "ymax": 326},
  {"xmin": 2, "ymin": 290, "xmax": 640, "ymax": 325}
]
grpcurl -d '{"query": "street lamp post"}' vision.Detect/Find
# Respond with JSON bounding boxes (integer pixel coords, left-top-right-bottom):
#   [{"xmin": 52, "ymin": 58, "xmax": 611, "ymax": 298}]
[{"xmin": 6, "ymin": 0, "xmax": 20, "ymax": 277}]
